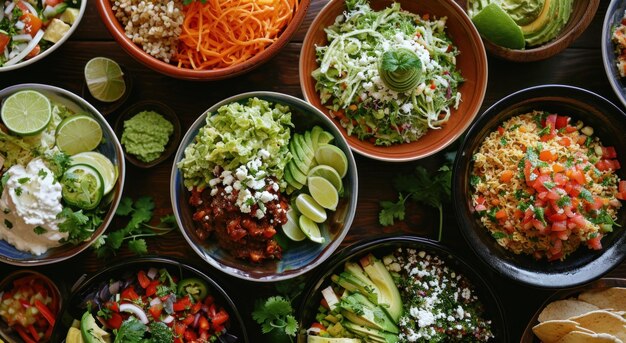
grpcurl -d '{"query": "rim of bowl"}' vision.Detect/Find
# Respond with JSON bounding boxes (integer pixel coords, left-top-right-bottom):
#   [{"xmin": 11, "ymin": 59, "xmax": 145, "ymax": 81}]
[
  {"xmin": 53, "ymin": 256, "xmax": 249, "ymax": 343},
  {"xmin": 170, "ymin": 91, "xmax": 358, "ymax": 282},
  {"xmin": 297, "ymin": 235, "xmax": 509, "ymax": 341},
  {"xmin": 299, "ymin": 0, "xmax": 488, "ymax": 162},
  {"xmin": 602, "ymin": 0, "xmax": 626, "ymax": 110},
  {"xmin": 0, "ymin": 0, "xmax": 87, "ymax": 72},
  {"xmin": 0, "ymin": 83, "xmax": 125, "ymax": 266},
  {"xmin": 95, "ymin": 0, "xmax": 310, "ymax": 80},
  {"xmin": 453, "ymin": 84, "xmax": 626, "ymax": 288}
]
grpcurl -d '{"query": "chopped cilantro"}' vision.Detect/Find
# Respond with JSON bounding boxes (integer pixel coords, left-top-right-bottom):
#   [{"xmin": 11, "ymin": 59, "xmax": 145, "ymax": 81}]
[
  {"xmin": 533, "ymin": 207, "xmax": 546, "ymax": 226},
  {"xmin": 4, "ymin": 219, "xmax": 12, "ymax": 229},
  {"xmin": 508, "ymin": 124, "xmax": 521, "ymax": 131},
  {"xmin": 518, "ymin": 201, "xmax": 531, "ymax": 212},
  {"xmin": 33, "ymin": 226, "xmax": 47, "ymax": 235},
  {"xmin": 578, "ymin": 188, "xmax": 594, "ymax": 202},
  {"xmin": 500, "ymin": 137, "xmax": 507, "ymax": 146},
  {"xmin": 486, "ymin": 207, "xmax": 498, "ymax": 222},
  {"xmin": 585, "ymin": 136, "xmax": 592, "ymax": 147},
  {"xmin": 557, "ymin": 195, "xmax": 571, "ymax": 207},
  {"xmin": 17, "ymin": 177, "xmax": 30, "ymax": 184},
  {"xmin": 543, "ymin": 181, "xmax": 556, "ymax": 189},
  {"xmin": 491, "ymin": 232, "xmax": 507, "ymax": 239},
  {"xmin": 38, "ymin": 169, "xmax": 48, "ymax": 179},
  {"xmin": 565, "ymin": 157, "xmax": 574, "ymax": 168},
  {"xmin": 537, "ymin": 126, "xmax": 550, "ymax": 137},
  {"xmin": 470, "ymin": 175, "xmax": 481, "ymax": 187},
  {"xmin": 252, "ymin": 296, "xmax": 299, "ymax": 338},
  {"xmin": 514, "ymin": 189, "xmax": 529, "ymax": 200}
]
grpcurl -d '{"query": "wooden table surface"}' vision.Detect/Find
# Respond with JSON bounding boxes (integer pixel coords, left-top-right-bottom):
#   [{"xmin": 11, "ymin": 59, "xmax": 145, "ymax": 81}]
[{"xmin": 2, "ymin": 1, "xmax": 626, "ymax": 342}]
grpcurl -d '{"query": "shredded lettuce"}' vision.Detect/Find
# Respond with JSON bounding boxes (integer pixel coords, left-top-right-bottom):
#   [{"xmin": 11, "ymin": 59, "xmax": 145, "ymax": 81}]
[{"xmin": 178, "ymin": 98, "xmax": 293, "ymax": 190}]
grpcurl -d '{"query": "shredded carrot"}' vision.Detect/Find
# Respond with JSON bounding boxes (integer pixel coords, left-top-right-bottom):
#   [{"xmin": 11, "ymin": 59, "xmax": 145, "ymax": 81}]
[{"xmin": 175, "ymin": 0, "xmax": 299, "ymax": 70}]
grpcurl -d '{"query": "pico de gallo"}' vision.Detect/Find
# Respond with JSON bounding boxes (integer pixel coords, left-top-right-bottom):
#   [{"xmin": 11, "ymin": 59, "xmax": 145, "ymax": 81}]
[
  {"xmin": 0, "ymin": 0, "xmax": 81, "ymax": 68},
  {"xmin": 471, "ymin": 111, "xmax": 624, "ymax": 261},
  {"xmin": 0, "ymin": 273, "xmax": 60, "ymax": 343},
  {"xmin": 69, "ymin": 267, "xmax": 232, "ymax": 343}
]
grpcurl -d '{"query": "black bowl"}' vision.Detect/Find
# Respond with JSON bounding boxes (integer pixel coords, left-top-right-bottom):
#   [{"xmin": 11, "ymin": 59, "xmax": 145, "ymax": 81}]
[
  {"xmin": 297, "ymin": 236, "xmax": 508, "ymax": 342},
  {"xmin": 50, "ymin": 257, "xmax": 249, "ymax": 343},
  {"xmin": 453, "ymin": 84, "xmax": 626, "ymax": 289}
]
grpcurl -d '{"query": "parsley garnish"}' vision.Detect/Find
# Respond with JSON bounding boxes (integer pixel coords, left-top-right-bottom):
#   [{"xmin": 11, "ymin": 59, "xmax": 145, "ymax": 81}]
[
  {"xmin": 491, "ymin": 232, "xmax": 507, "ymax": 239},
  {"xmin": 534, "ymin": 207, "xmax": 547, "ymax": 226},
  {"xmin": 38, "ymin": 169, "xmax": 48, "ymax": 179},
  {"xmin": 14, "ymin": 187, "xmax": 22, "ymax": 196},
  {"xmin": 537, "ymin": 126, "xmax": 550, "ymax": 137},
  {"xmin": 500, "ymin": 137, "xmax": 507, "ymax": 146},
  {"xmin": 543, "ymin": 181, "xmax": 556, "ymax": 189},
  {"xmin": 557, "ymin": 195, "xmax": 571, "ymax": 207},
  {"xmin": 33, "ymin": 226, "xmax": 47, "ymax": 235},
  {"xmin": 4, "ymin": 219, "xmax": 12, "ymax": 229},
  {"xmin": 379, "ymin": 165, "xmax": 451, "ymax": 241},
  {"xmin": 115, "ymin": 317, "xmax": 146, "ymax": 342},
  {"xmin": 252, "ymin": 296, "xmax": 298, "ymax": 338},
  {"xmin": 508, "ymin": 124, "xmax": 521, "ymax": 131},
  {"xmin": 17, "ymin": 177, "xmax": 30, "ymax": 184},
  {"xmin": 470, "ymin": 175, "xmax": 481, "ymax": 187},
  {"xmin": 578, "ymin": 188, "xmax": 594, "ymax": 202},
  {"xmin": 57, "ymin": 208, "xmax": 102, "ymax": 244}
]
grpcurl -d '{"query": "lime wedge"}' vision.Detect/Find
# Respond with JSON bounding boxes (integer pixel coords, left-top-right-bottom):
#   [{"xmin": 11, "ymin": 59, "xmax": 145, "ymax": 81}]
[
  {"xmin": 471, "ymin": 3, "xmax": 526, "ymax": 50},
  {"xmin": 308, "ymin": 164, "xmax": 343, "ymax": 192},
  {"xmin": 314, "ymin": 144, "xmax": 348, "ymax": 178},
  {"xmin": 84, "ymin": 57, "xmax": 126, "ymax": 102},
  {"xmin": 1, "ymin": 90, "xmax": 51, "ymax": 136},
  {"xmin": 56, "ymin": 115, "xmax": 103, "ymax": 155},
  {"xmin": 308, "ymin": 176, "xmax": 339, "ymax": 211},
  {"xmin": 282, "ymin": 208, "xmax": 306, "ymax": 241},
  {"xmin": 295, "ymin": 193, "xmax": 327, "ymax": 224},
  {"xmin": 71, "ymin": 151, "xmax": 117, "ymax": 195},
  {"xmin": 299, "ymin": 215, "xmax": 325, "ymax": 244}
]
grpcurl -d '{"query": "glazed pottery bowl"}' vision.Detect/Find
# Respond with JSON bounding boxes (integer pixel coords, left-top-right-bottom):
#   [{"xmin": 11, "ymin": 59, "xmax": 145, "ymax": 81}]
[
  {"xmin": 603, "ymin": 0, "xmax": 626, "ymax": 110},
  {"xmin": 171, "ymin": 91, "xmax": 358, "ymax": 282},
  {"xmin": 0, "ymin": 83, "xmax": 125, "ymax": 266},
  {"xmin": 453, "ymin": 84, "xmax": 626, "ymax": 288},
  {"xmin": 300, "ymin": 0, "xmax": 487, "ymax": 161}
]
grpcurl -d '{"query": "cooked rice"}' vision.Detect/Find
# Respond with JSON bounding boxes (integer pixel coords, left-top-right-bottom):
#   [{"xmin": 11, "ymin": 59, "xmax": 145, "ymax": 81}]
[{"xmin": 471, "ymin": 111, "xmax": 621, "ymax": 260}]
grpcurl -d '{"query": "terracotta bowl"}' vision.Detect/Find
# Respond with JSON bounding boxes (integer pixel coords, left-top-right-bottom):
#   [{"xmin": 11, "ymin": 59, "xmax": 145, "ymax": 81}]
[
  {"xmin": 95, "ymin": 0, "xmax": 310, "ymax": 80},
  {"xmin": 299, "ymin": 0, "xmax": 487, "ymax": 161},
  {"xmin": 458, "ymin": 0, "xmax": 600, "ymax": 62}
]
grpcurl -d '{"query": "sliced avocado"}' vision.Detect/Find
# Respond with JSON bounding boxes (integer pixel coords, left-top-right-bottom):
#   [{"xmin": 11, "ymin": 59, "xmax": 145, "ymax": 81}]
[
  {"xmin": 524, "ymin": 0, "xmax": 571, "ymax": 46},
  {"xmin": 360, "ymin": 254, "xmax": 403, "ymax": 323},
  {"xmin": 297, "ymin": 133, "xmax": 315, "ymax": 159},
  {"xmin": 332, "ymin": 272, "xmax": 379, "ymax": 304},
  {"xmin": 288, "ymin": 161, "xmax": 307, "ymax": 185},
  {"xmin": 80, "ymin": 311, "xmax": 111, "ymax": 343},
  {"xmin": 291, "ymin": 135, "xmax": 313, "ymax": 174},
  {"xmin": 284, "ymin": 166, "xmax": 303, "ymax": 189},
  {"xmin": 344, "ymin": 262, "xmax": 381, "ymax": 304},
  {"xmin": 343, "ymin": 322, "xmax": 399, "ymax": 343},
  {"xmin": 311, "ymin": 126, "xmax": 324, "ymax": 150},
  {"xmin": 304, "ymin": 130, "xmax": 315, "ymax": 152},
  {"xmin": 307, "ymin": 336, "xmax": 362, "ymax": 343},
  {"xmin": 338, "ymin": 293, "xmax": 398, "ymax": 334}
]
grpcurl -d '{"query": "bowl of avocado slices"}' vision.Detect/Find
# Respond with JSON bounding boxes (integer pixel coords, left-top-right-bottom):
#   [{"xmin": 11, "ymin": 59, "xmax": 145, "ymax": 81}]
[{"xmin": 298, "ymin": 236, "xmax": 508, "ymax": 343}]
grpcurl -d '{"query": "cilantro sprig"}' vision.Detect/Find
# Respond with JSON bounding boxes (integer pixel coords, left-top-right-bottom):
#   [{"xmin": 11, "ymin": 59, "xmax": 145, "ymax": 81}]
[
  {"xmin": 92, "ymin": 196, "xmax": 177, "ymax": 257},
  {"xmin": 379, "ymin": 164, "xmax": 452, "ymax": 241},
  {"xmin": 252, "ymin": 296, "xmax": 299, "ymax": 340}
]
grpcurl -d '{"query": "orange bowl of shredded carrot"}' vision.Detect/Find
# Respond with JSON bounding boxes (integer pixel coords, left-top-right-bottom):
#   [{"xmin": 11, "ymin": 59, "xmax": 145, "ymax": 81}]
[{"xmin": 96, "ymin": 0, "xmax": 309, "ymax": 80}]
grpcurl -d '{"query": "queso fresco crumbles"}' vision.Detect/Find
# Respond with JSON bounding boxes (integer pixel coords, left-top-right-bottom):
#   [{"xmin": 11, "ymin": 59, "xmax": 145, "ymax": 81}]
[{"xmin": 471, "ymin": 111, "xmax": 625, "ymax": 261}]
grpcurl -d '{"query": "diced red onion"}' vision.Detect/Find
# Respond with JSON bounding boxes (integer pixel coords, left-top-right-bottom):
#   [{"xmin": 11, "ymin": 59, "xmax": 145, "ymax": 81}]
[
  {"xmin": 4, "ymin": 2, "xmax": 15, "ymax": 15},
  {"xmin": 4, "ymin": 29, "xmax": 43, "ymax": 66},
  {"xmin": 119, "ymin": 303, "xmax": 149, "ymax": 324},
  {"xmin": 149, "ymin": 297, "xmax": 162, "ymax": 307},
  {"xmin": 193, "ymin": 313, "xmax": 200, "ymax": 328},
  {"xmin": 147, "ymin": 268, "xmax": 158, "ymax": 280},
  {"xmin": 12, "ymin": 34, "xmax": 31, "ymax": 42},
  {"xmin": 21, "ymin": 1, "xmax": 36, "ymax": 14},
  {"xmin": 162, "ymin": 315, "xmax": 174, "ymax": 324}
]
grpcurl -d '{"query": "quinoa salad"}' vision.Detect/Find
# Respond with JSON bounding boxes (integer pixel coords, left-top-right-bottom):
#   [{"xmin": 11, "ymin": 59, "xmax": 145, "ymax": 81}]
[{"xmin": 471, "ymin": 111, "xmax": 624, "ymax": 261}]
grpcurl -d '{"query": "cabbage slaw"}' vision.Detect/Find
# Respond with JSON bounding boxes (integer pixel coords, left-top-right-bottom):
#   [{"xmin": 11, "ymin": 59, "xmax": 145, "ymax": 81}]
[{"xmin": 312, "ymin": 0, "xmax": 463, "ymax": 146}]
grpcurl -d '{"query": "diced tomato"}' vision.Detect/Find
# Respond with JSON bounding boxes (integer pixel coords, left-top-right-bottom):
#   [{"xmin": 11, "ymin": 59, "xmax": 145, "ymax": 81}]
[
  {"xmin": 16, "ymin": 1, "xmax": 29, "ymax": 12},
  {"xmin": 497, "ymin": 126, "xmax": 505, "ymax": 135},
  {"xmin": 174, "ymin": 322, "xmax": 187, "ymax": 336},
  {"xmin": 184, "ymin": 330, "xmax": 198, "ymax": 340},
  {"xmin": 551, "ymin": 221, "xmax": 567, "ymax": 232},
  {"xmin": 105, "ymin": 312, "xmax": 123, "ymax": 330},
  {"xmin": 619, "ymin": 180, "xmax": 626, "ymax": 194},
  {"xmin": 495, "ymin": 209, "xmax": 507, "ymax": 220},
  {"xmin": 198, "ymin": 316, "xmax": 210, "ymax": 331},
  {"xmin": 137, "ymin": 270, "xmax": 151, "ymax": 289},
  {"xmin": 320, "ymin": 298, "xmax": 330, "ymax": 309},
  {"xmin": 549, "ymin": 213, "xmax": 567, "ymax": 222},
  {"xmin": 553, "ymin": 164, "xmax": 565, "ymax": 173},
  {"xmin": 553, "ymin": 173, "xmax": 567, "ymax": 186},
  {"xmin": 533, "ymin": 175, "xmax": 551, "ymax": 193},
  {"xmin": 20, "ymin": 13, "xmax": 42, "ymax": 37},
  {"xmin": 602, "ymin": 146, "xmax": 617, "ymax": 159},
  {"xmin": 524, "ymin": 160, "xmax": 533, "ymax": 184},
  {"xmin": 476, "ymin": 196, "xmax": 486, "ymax": 205},
  {"xmin": 569, "ymin": 169, "xmax": 586, "ymax": 185},
  {"xmin": 532, "ymin": 219, "xmax": 546, "ymax": 234},
  {"xmin": 45, "ymin": 0, "xmax": 63, "ymax": 6},
  {"xmin": 310, "ymin": 322, "xmax": 327, "ymax": 331},
  {"xmin": 570, "ymin": 214, "xmax": 587, "ymax": 229},
  {"xmin": 500, "ymin": 170, "xmax": 514, "ymax": 182},
  {"xmin": 558, "ymin": 137, "xmax": 571, "ymax": 147},
  {"xmin": 182, "ymin": 314, "xmax": 195, "ymax": 326},
  {"xmin": 145, "ymin": 280, "xmax": 159, "ymax": 297},
  {"xmin": 203, "ymin": 295, "xmax": 214, "ymax": 306},
  {"xmin": 587, "ymin": 234, "xmax": 603, "ymax": 250},
  {"xmin": 210, "ymin": 309, "xmax": 230, "ymax": 326},
  {"xmin": 514, "ymin": 209, "xmax": 524, "ymax": 219},
  {"xmin": 149, "ymin": 303, "xmax": 163, "ymax": 319},
  {"xmin": 539, "ymin": 150, "xmax": 557, "ymax": 162},
  {"xmin": 549, "ymin": 239, "xmax": 562, "ymax": 256},
  {"xmin": 121, "ymin": 286, "xmax": 139, "ymax": 301},
  {"xmin": 173, "ymin": 296, "xmax": 192, "ymax": 312},
  {"xmin": 0, "ymin": 33, "xmax": 9, "ymax": 52},
  {"xmin": 588, "ymin": 197, "xmax": 604, "ymax": 210},
  {"xmin": 565, "ymin": 125, "xmax": 578, "ymax": 133},
  {"xmin": 104, "ymin": 301, "xmax": 119, "ymax": 312},
  {"xmin": 544, "ymin": 114, "xmax": 557, "ymax": 139},
  {"xmin": 555, "ymin": 115, "xmax": 570, "ymax": 129}
]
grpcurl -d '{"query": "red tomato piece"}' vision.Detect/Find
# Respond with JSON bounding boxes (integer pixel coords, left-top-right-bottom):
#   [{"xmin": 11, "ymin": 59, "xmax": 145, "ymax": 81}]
[
  {"xmin": 0, "ymin": 33, "xmax": 9, "ymax": 52},
  {"xmin": 106, "ymin": 312, "xmax": 123, "ymax": 330},
  {"xmin": 569, "ymin": 170, "xmax": 586, "ymax": 185},
  {"xmin": 174, "ymin": 322, "xmax": 186, "ymax": 336},
  {"xmin": 587, "ymin": 234, "xmax": 603, "ymax": 250},
  {"xmin": 198, "ymin": 316, "xmax": 210, "ymax": 331},
  {"xmin": 602, "ymin": 146, "xmax": 617, "ymax": 159},
  {"xmin": 182, "ymin": 314, "xmax": 195, "ymax": 326},
  {"xmin": 555, "ymin": 115, "xmax": 569, "ymax": 129},
  {"xmin": 121, "ymin": 286, "xmax": 139, "ymax": 301},
  {"xmin": 137, "ymin": 270, "xmax": 150, "ymax": 288},
  {"xmin": 173, "ymin": 296, "xmax": 192, "ymax": 312},
  {"xmin": 210, "ymin": 309, "xmax": 230, "ymax": 326},
  {"xmin": 551, "ymin": 221, "xmax": 567, "ymax": 232}
]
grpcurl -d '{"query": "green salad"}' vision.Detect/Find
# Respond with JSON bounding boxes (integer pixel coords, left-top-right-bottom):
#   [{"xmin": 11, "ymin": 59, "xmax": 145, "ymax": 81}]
[{"xmin": 313, "ymin": 0, "xmax": 464, "ymax": 146}]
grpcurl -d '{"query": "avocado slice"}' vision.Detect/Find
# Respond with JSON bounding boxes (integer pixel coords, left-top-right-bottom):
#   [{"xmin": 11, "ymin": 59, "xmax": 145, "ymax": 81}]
[
  {"xmin": 524, "ymin": 0, "xmax": 572, "ymax": 46},
  {"xmin": 343, "ymin": 322, "xmax": 399, "ymax": 343},
  {"xmin": 311, "ymin": 126, "xmax": 324, "ymax": 150},
  {"xmin": 307, "ymin": 336, "xmax": 362, "ymax": 343},
  {"xmin": 80, "ymin": 311, "xmax": 111, "ymax": 343},
  {"xmin": 291, "ymin": 134, "xmax": 313, "ymax": 174},
  {"xmin": 338, "ymin": 293, "xmax": 398, "ymax": 334},
  {"xmin": 332, "ymin": 273, "xmax": 379, "ymax": 304},
  {"xmin": 360, "ymin": 254, "xmax": 403, "ymax": 323},
  {"xmin": 284, "ymin": 165, "xmax": 304, "ymax": 189},
  {"xmin": 343, "ymin": 262, "xmax": 381, "ymax": 304},
  {"xmin": 288, "ymin": 161, "xmax": 308, "ymax": 185},
  {"xmin": 297, "ymin": 133, "xmax": 315, "ymax": 159}
]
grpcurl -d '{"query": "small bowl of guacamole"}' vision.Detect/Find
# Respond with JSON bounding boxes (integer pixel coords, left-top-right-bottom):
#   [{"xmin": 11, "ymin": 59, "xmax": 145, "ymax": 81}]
[{"xmin": 115, "ymin": 100, "xmax": 181, "ymax": 168}]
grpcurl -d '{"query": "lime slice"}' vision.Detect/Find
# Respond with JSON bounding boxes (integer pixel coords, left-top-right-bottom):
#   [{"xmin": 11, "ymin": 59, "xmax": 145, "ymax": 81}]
[
  {"xmin": 308, "ymin": 165, "xmax": 343, "ymax": 192},
  {"xmin": 1, "ymin": 90, "xmax": 51, "ymax": 136},
  {"xmin": 56, "ymin": 115, "xmax": 103, "ymax": 155},
  {"xmin": 471, "ymin": 3, "xmax": 526, "ymax": 49},
  {"xmin": 84, "ymin": 57, "xmax": 126, "ymax": 102},
  {"xmin": 308, "ymin": 176, "xmax": 339, "ymax": 211},
  {"xmin": 71, "ymin": 151, "xmax": 117, "ymax": 195},
  {"xmin": 315, "ymin": 144, "xmax": 348, "ymax": 178},
  {"xmin": 61, "ymin": 164, "xmax": 104, "ymax": 210},
  {"xmin": 282, "ymin": 208, "xmax": 306, "ymax": 241},
  {"xmin": 298, "ymin": 214, "xmax": 325, "ymax": 244},
  {"xmin": 295, "ymin": 193, "xmax": 327, "ymax": 224}
]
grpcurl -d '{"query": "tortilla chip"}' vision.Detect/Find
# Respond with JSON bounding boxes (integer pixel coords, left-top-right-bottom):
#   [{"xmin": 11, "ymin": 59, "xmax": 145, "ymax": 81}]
[
  {"xmin": 570, "ymin": 310, "xmax": 626, "ymax": 342},
  {"xmin": 538, "ymin": 299, "xmax": 600, "ymax": 322},
  {"xmin": 556, "ymin": 331, "xmax": 622, "ymax": 343},
  {"xmin": 579, "ymin": 287, "xmax": 626, "ymax": 312},
  {"xmin": 533, "ymin": 320, "xmax": 594, "ymax": 343}
]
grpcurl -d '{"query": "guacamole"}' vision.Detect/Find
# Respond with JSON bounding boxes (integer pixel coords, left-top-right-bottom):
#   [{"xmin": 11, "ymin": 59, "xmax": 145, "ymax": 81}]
[
  {"xmin": 468, "ymin": 0, "xmax": 573, "ymax": 47},
  {"xmin": 121, "ymin": 110, "xmax": 174, "ymax": 163}
]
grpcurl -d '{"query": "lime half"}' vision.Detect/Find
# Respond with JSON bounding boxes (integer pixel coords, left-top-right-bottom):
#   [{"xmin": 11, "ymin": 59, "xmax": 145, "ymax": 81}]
[
  {"xmin": 295, "ymin": 193, "xmax": 327, "ymax": 224},
  {"xmin": 471, "ymin": 3, "xmax": 525, "ymax": 50},
  {"xmin": 1, "ymin": 90, "xmax": 51, "ymax": 136},
  {"xmin": 314, "ymin": 144, "xmax": 348, "ymax": 178},
  {"xmin": 71, "ymin": 151, "xmax": 117, "ymax": 195},
  {"xmin": 282, "ymin": 208, "xmax": 306, "ymax": 242},
  {"xmin": 84, "ymin": 57, "xmax": 126, "ymax": 102},
  {"xmin": 56, "ymin": 115, "xmax": 103, "ymax": 155},
  {"xmin": 299, "ymin": 215, "xmax": 325, "ymax": 244},
  {"xmin": 308, "ymin": 176, "xmax": 339, "ymax": 211}
]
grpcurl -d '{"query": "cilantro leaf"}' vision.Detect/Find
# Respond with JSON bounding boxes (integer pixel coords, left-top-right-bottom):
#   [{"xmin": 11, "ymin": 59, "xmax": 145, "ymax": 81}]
[
  {"xmin": 115, "ymin": 197, "xmax": 134, "ymax": 216},
  {"xmin": 128, "ymin": 239, "xmax": 148, "ymax": 255},
  {"xmin": 378, "ymin": 195, "xmax": 407, "ymax": 226},
  {"xmin": 252, "ymin": 296, "xmax": 298, "ymax": 338},
  {"xmin": 114, "ymin": 317, "xmax": 146, "ymax": 343}
]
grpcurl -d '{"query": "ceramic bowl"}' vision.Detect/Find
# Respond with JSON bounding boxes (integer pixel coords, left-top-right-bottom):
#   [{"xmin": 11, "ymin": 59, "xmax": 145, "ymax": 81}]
[
  {"xmin": 50, "ymin": 257, "xmax": 249, "ymax": 342},
  {"xmin": 458, "ymin": 0, "xmax": 599, "ymax": 62},
  {"xmin": 299, "ymin": 0, "xmax": 487, "ymax": 161},
  {"xmin": 0, "ymin": 83, "xmax": 125, "ymax": 266},
  {"xmin": 297, "ymin": 236, "xmax": 509, "ymax": 342},
  {"xmin": 453, "ymin": 84, "xmax": 626, "ymax": 288},
  {"xmin": 0, "ymin": 1, "xmax": 87, "ymax": 72},
  {"xmin": 171, "ymin": 91, "xmax": 358, "ymax": 282},
  {"xmin": 114, "ymin": 100, "xmax": 181, "ymax": 168},
  {"xmin": 603, "ymin": 0, "xmax": 626, "ymax": 110},
  {"xmin": 0, "ymin": 270, "xmax": 62, "ymax": 343},
  {"xmin": 95, "ymin": 0, "xmax": 310, "ymax": 80}
]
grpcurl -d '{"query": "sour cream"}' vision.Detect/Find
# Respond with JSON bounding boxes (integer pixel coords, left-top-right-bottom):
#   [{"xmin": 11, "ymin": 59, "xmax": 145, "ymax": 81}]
[{"xmin": 0, "ymin": 158, "xmax": 66, "ymax": 255}]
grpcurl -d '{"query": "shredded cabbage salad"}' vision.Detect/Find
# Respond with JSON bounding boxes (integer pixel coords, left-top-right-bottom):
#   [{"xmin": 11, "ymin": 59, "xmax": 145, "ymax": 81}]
[{"xmin": 312, "ymin": 0, "xmax": 463, "ymax": 146}]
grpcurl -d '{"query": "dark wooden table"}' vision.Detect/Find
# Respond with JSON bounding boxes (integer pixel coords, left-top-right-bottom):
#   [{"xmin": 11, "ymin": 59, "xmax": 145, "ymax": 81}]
[{"xmin": 2, "ymin": 1, "xmax": 626, "ymax": 342}]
